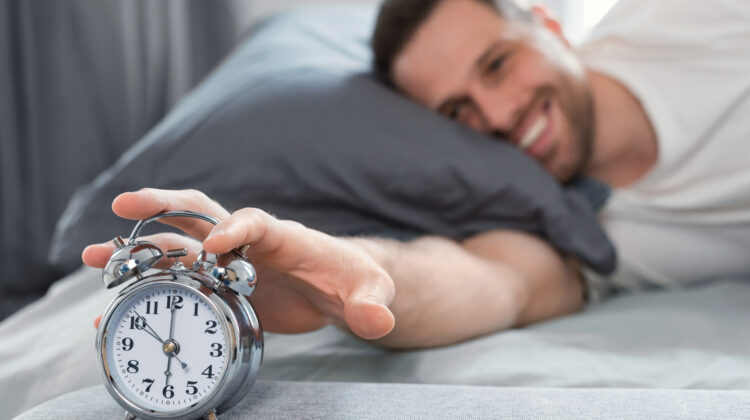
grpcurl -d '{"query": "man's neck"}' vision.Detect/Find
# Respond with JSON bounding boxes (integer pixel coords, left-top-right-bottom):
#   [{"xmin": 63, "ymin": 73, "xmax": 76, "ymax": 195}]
[{"xmin": 583, "ymin": 70, "xmax": 658, "ymax": 188}]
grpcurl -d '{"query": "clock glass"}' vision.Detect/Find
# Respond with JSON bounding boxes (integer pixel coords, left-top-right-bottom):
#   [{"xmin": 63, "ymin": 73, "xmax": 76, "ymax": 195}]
[{"xmin": 103, "ymin": 283, "xmax": 230, "ymax": 414}]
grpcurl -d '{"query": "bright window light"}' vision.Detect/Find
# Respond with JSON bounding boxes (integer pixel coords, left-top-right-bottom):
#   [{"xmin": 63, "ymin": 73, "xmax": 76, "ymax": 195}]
[
  {"xmin": 582, "ymin": 0, "xmax": 618, "ymax": 29},
  {"xmin": 539, "ymin": 0, "xmax": 619, "ymax": 44}
]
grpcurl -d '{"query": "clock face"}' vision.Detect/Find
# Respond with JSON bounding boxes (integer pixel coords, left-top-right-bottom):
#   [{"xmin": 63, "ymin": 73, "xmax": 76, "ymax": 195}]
[{"xmin": 103, "ymin": 283, "xmax": 230, "ymax": 414}]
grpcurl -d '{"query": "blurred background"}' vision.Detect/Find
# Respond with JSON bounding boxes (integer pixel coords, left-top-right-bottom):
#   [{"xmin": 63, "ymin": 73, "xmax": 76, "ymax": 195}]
[{"xmin": 0, "ymin": 0, "xmax": 617, "ymax": 320}]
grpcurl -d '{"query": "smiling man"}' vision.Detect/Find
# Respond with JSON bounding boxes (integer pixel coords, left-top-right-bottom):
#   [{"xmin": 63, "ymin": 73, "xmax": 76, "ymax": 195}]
[
  {"xmin": 378, "ymin": 0, "xmax": 607, "ymax": 184},
  {"xmin": 85, "ymin": 0, "xmax": 750, "ymax": 349},
  {"xmin": 373, "ymin": 0, "xmax": 750, "ymax": 298}
]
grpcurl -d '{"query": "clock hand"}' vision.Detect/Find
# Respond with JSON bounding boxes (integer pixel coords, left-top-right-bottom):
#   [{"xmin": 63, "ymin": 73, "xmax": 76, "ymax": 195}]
[
  {"xmin": 132, "ymin": 310, "xmax": 166, "ymax": 343},
  {"xmin": 168, "ymin": 306, "xmax": 188, "ymax": 369},
  {"xmin": 173, "ymin": 355, "xmax": 188, "ymax": 370},
  {"xmin": 163, "ymin": 305, "xmax": 181, "ymax": 385},
  {"xmin": 165, "ymin": 306, "xmax": 188, "ymax": 371},
  {"xmin": 169, "ymin": 305, "xmax": 176, "ymax": 341},
  {"xmin": 141, "ymin": 326, "xmax": 164, "ymax": 344},
  {"xmin": 130, "ymin": 308, "xmax": 175, "ymax": 384},
  {"xmin": 164, "ymin": 353, "xmax": 173, "ymax": 386}
]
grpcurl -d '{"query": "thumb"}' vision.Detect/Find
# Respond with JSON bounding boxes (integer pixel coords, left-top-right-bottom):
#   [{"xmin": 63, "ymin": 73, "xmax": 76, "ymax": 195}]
[{"xmin": 343, "ymin": 280, "xmax": 395, "ymax": 340}]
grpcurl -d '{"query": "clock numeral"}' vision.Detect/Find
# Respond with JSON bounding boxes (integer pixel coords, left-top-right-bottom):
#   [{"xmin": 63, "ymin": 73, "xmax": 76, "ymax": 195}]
[
  {"xmin": 126, "ymin": 360, "xmax": 139, "ymax": 374},
  {"xmin": 210, "ymin": 343, "xmax": 223, "ymax": 357},
  {"xmin": 193, "ymin": 302, "xmax": 199, "ymax": 316},
  {"xmin": 122, "ymin": 337, "xmax": 134, "ymax": 351},
  {"xmin": 202, "ymin": 365, "xmax": 214, "ymax": 379},
  {"xmin": 166, "ymin": 295, "xmax": 183, "ymax": 310},
  {"xmin": 205, "ymin": 320, "xmax": 217, "ymax": 334},
  {"xmin": 142, "ymin": 378, "xmax": 154, "ymax": 392},
  {"xmin": 186, "ymin": 380, "xmax": 198, "ymax": 395},
  {"xmin": 146, "ymin": 300, "xmax": 158, "ymax": 315},
  {"xmin": 130, "ymin": 316, "xmax": 146, "ymax": 330},
  {"xmin": 162, "ymin": 384, "xmax": 174, "ymax": 399}
]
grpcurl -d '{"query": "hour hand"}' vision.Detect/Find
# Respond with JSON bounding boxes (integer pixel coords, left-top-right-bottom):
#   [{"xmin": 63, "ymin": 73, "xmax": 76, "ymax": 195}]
[{"xmin": 132, "ymin": 310, "xmax": 166, "ymax": 343}]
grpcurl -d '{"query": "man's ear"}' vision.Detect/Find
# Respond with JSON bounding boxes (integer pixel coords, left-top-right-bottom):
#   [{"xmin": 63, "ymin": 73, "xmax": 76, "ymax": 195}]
[{"xmin": 531, "ymin": 5, "xmax": 570, "ymax": 47}]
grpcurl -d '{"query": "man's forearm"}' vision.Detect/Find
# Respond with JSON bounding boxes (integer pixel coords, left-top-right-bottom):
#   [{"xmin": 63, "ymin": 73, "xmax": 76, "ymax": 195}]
[
  {"xmin": 348, "ymin": 235, "xmax": 527, "ymax": 348},
  {"xmin": 347, "ymin": 231, "xmax": 584, "ymax": 349}
]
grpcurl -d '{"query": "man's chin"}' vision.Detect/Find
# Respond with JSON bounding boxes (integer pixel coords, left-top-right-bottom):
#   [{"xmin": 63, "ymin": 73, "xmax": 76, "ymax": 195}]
[
  {"xmin": 545, "ymin": 160, "xmax": 580, "ymax": 184},
  {"xmin": 532, "ymin": 149, "xmax": 569, "ymax": 183},
  {"xmin": 546, "ymin": 138, "xmax": 590, "ymax": 183}
]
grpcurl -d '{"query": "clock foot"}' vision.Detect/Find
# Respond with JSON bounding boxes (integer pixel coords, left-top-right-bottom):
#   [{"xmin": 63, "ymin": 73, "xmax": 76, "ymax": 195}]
[
  {"xmin": 124, "ymin": 412, "xmax": 136, "ymax": 420},
  {"xmin": 204, "ymin": 410, "xmax": 218, "ymax": 420}
]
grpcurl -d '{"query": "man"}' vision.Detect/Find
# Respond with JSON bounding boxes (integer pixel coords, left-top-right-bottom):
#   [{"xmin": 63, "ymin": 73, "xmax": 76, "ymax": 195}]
[
  {"xmin": 85, "ymin": 0, "xmax": 750, "ymax": 348},
  {"xmin": 374, "ymin": 0, "xmax": 750, "ymax": 298}
]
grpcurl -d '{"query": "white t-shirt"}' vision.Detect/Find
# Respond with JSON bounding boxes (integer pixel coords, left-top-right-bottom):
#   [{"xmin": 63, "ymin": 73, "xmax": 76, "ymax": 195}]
[{"xmin": 578, "ymin": 0, "xmax": 750, "ymax": 292}]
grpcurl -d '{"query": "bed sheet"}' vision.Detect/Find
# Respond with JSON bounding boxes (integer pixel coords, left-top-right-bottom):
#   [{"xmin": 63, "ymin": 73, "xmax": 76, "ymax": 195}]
[
  {"xmin": 17, "ymin": 382, "xmax": 750, "ymax": 420},
  {"xmin": 1, "ymin": 267, "xmax": 749, "ymax": 418}
]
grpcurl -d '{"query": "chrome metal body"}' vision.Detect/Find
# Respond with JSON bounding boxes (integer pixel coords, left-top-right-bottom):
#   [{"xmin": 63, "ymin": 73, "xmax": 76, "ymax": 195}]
[
  {"xmin": 96, "ymin": 272, "xmax": 263, "ymax": 420},
  {"xmin": 96, "ymin": 211, "xmax": 263, "ymax": 419},
  {"xmin": 103, "ymin": 240, "xmax": 164, "ymax": 289},
  {"xmin": 103, "ymin": 211, "xmax": 257, "ymax": 296}
]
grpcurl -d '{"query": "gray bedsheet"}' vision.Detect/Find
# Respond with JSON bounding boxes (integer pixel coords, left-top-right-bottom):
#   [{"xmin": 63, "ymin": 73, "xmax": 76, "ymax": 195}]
[
  {"xmin": 1, "ymin": 267, "xmax": 749, "ymax": 418},
  {"xmin": 17, "ymin": 381, "xmax": 750, "ymax": 420}
]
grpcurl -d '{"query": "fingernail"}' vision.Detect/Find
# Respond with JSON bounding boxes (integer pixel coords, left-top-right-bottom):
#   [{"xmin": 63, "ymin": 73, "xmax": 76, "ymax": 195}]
[
  {"xmin": 358, "ymin": 295, "xmax": 384, "ymax": 306},
  {"xmin": 206, "ymin": 225, "xmax": 232, "ymax": 241},
  {"xmin": 205, "ymin": 230, "xmax": 220, "ymax": 241},
  {"xmin": 140, "ymin": 189, "xmax": 167, "ymax": 206}
]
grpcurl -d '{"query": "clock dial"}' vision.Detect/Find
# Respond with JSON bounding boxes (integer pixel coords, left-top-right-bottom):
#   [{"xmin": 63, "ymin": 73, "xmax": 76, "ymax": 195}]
[{"xmin": 104, "ymin": 284, "xmax": 230, "ymax": 413}]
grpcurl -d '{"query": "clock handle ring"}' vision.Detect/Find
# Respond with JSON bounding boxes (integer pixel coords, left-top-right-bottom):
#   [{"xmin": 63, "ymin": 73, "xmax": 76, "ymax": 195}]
[{"xmin": 127, "ymin": 210, "xmax": 221, "ymax": 243}]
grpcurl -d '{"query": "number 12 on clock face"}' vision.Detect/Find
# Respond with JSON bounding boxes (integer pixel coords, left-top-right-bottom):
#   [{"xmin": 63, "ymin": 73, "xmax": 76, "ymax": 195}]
[{"xmin": 106, "ymin": 285, "xmax": 230, "ymax": 413}]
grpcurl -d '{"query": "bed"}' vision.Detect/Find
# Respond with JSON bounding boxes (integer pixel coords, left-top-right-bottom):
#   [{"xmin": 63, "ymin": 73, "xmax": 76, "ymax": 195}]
[
  {"xmin": 4, "ymin": 267, "xmax": 750, "ymax": 418},
  {"xmin": 3, "ymin": 5, "xmax": 750, "ymax": 419}
]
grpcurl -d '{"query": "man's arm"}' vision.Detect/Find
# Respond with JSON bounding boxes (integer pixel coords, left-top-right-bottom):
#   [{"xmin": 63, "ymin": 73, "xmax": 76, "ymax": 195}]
[
  {"xmin": 84, "ymin": 189, "xmax": 584, "ymax": 349},
  {"xmin": 349, "ymin": 230, "xmax": 584, "ymax": 348}
]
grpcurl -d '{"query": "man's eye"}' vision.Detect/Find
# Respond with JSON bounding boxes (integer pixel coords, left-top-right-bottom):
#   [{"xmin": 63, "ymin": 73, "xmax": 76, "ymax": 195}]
[
  {"xmin": 448, "ymin": 103, "xmax": 463, "ymax": 120},
  {"xmin": 488, "ymin": 55, "xmax": 507, "ymax": 73}
]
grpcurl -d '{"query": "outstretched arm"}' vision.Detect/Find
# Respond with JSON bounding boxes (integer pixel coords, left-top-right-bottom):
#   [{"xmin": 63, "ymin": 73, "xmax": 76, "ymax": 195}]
[
  {"xmin": 349, "ymin": 230, "xmax": 583, "ymax": 348},
  {"xmin": 84, "ymin": 189, "xmax": 583, "ymax": 349}
]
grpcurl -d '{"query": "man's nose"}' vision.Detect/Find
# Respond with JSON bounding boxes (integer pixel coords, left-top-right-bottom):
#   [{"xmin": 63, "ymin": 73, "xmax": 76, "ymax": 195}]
[{"xmin": 472, "ymin": 87, "xmax": 521, "ymax": 136}]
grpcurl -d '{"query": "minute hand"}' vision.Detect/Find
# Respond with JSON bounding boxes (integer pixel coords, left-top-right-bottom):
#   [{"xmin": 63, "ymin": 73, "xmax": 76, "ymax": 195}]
[{"xmin": 168, "ymin": 306, "xmax": 188, "ymax": 370}]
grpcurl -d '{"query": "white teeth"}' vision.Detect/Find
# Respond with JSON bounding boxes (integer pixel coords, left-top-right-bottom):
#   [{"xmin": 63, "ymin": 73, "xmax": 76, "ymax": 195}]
[{"xmin": 520, "ymin": 114, "xmax": 548, "ymax": 150}]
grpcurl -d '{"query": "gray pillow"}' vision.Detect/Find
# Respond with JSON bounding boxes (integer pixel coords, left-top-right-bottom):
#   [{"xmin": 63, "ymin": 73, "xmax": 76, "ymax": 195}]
[{"xmin": 49, "ymin": 7, "xmax": 616, "ymax": 275}]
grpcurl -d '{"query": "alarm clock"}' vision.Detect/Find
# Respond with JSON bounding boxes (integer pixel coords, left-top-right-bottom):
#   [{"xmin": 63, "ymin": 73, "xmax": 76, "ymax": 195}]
[{"xmin": 95, "ymin": 210, "xmax": 263, "ymax": 420}]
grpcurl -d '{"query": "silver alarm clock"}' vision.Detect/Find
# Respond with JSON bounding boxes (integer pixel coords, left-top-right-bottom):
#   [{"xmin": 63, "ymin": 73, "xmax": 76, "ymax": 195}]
[{"xmin": 95, "ymin": 211, "xmax": 263, "ymax": 420}]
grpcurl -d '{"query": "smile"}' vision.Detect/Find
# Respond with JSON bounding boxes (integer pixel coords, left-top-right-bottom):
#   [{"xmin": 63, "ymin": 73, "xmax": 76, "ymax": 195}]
[
  {"xmin": 520, "ymin": 114, "xmax": 548, "ymax": 151},
  {"xmin": 511, "ymin": 96, "xmax": 554, "ymax": 159}
]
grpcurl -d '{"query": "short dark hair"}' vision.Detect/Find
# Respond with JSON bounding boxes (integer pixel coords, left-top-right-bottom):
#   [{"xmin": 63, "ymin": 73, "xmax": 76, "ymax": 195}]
[{"xmin": 371, "ymin": 0, "xmax": 532, "ymax": 83}]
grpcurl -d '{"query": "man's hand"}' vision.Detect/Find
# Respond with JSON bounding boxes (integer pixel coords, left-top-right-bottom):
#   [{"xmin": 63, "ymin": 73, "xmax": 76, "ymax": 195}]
[
  {"xmin": 83, "ymin": 188, "xmax": 396, "ymax": 340},
  {"xmin": 86, "ymin": 188, "xmax": 584, "ymax": 349}
]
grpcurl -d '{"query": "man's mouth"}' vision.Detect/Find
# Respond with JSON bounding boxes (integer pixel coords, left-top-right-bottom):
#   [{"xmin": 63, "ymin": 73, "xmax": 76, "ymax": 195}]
[
  {"xmin": 510, "ymin": 96, "xmax": 554, "ymax": 159},
  {"xmin": 519, "ymin": 113, "xmax": 548, "ymax": 151}
]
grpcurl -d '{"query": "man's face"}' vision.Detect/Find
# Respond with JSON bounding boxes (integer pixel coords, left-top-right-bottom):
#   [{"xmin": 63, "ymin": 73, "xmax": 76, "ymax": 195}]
[{"xmin": 392, "ymin": 0, "xmax": 594, "ymax": 182}]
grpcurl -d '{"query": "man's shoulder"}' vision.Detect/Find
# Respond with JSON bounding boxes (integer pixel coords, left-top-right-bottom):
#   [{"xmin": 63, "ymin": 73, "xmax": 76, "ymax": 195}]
[{"xmin": 582, "ymin": 0, "xmax": 750, "ymax": 54}]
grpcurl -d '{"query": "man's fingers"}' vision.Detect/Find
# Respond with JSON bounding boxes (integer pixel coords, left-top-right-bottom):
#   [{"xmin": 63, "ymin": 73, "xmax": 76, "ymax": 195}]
[
  {"xmin": 82, "ymin": 233, "xmax": 202, "ymax": 269},
  {"xmin": 204, "ymin": 207, "xmax": 397, "ymax": 340},
  {"xmin": 344, "ymin": 273, "xmax": 396, "ymax": 339},
  {"xmin": 112, "ymin": 189, "xmax": 231, "ymax": 239},
  {"xmin": 344, "ymin": 297, "xmax": 395, "ymax": 340},
  {"xmin": 203, "ymin": 208, "xmax": 296, "ymax": 256},
  {"xmin": 82, "ymin": 243, "xmax": 119, "ymax": 269},
  {"xmin": 204, "ymin": 208, "xmax": 344, "ymax": 278}
]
